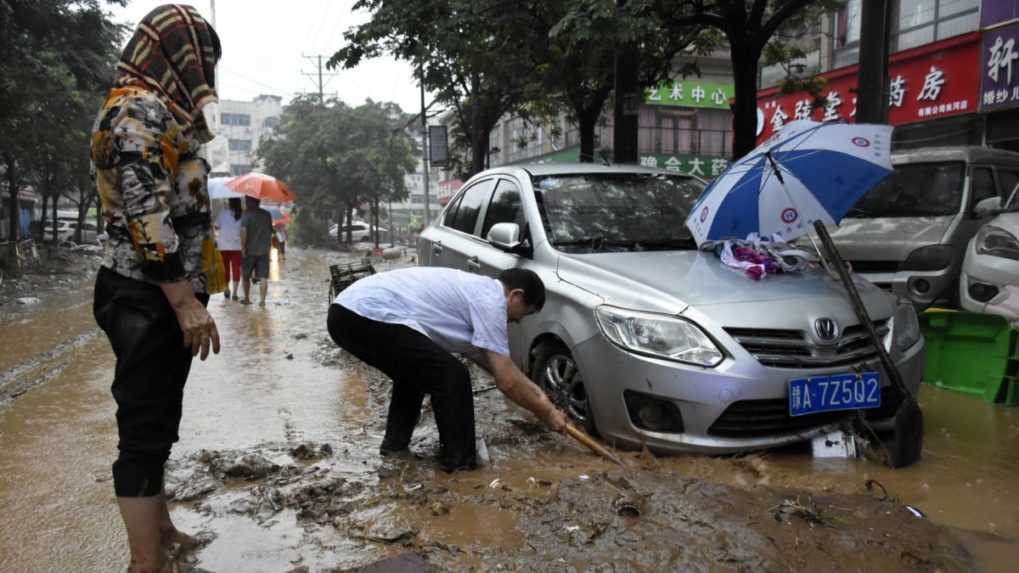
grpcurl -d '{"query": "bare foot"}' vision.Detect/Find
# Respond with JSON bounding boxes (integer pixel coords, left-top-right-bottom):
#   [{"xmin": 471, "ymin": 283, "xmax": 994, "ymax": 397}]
[
  {"xmin": 259, "ymin": 300, "xmax": 266, "ymax": 307},
  {"xmin": 240, "ymin": 299, "xmax": 252, "ymax": 305},
  {"xmin": 160, "ymin": 527, "xmax": 199, "ymax": 550}
]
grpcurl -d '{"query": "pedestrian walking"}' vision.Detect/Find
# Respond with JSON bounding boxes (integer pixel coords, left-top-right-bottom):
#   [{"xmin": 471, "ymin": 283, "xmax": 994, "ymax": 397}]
[
  {"xmin": 275, "ymin": 224, "xmax": 288, "ymax": 260},
  {"xmin": 89, "ymin": 5, "xmax": 221, "ymax": 572},
  {"xmin": 215, "ymin": 197, "xmax": 243, "ymax": 300},
  {"xmin": 327, "ymin": 267, "xmax": 567, "ymax": 472},
  {"xmin": 240, "ymin": 195, "xmax": 274, "ymax": 307}
]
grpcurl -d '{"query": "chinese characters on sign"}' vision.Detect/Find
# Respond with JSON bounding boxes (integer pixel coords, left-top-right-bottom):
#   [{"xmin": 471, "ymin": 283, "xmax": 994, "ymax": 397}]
[
  {"xmin": 755, "ymin": 33, "xmax": 980, "ymax": 143},
  {"xmin": 639, "ymin": 154, "xmax": 729, "ymax": 178},
  {"xmin": 646, "ymin": 80, "xmax": 734, "ymax": 110},
  {"xmin": 981, "ymin": 23, "xmax": 1019, "ymax": 112}
]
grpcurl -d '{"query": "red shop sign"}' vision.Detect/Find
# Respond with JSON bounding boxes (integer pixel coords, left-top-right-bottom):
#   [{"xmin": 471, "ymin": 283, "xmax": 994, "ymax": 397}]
[{"xmin": 756, "ymin": 32, "xmax": 981, "ymax": 144}]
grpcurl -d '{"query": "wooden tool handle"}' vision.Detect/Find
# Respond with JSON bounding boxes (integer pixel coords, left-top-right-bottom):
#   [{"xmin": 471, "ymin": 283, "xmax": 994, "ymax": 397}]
[{"xmin": 565, "ymin": 424, "xmax": 628, "ymax": 470}]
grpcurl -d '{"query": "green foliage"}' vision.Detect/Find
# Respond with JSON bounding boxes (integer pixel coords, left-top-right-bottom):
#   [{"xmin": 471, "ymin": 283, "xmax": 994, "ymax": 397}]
[
  {"xmin": 257, "ymin": 97, "xmax": 419, "ymax": 245},
  {"xmin": 0, "ymin": 0, "xmax": 125, "ymax": 242}
]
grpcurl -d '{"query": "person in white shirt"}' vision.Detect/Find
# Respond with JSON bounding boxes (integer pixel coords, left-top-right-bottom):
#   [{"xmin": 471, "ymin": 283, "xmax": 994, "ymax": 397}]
[
  {"xmin": 214, "ymin": 197, "xmax": 243, "ymax": 300},
  {"xmin": 328, "ymin": 267, "xmax": 567, "ymax": 472}
]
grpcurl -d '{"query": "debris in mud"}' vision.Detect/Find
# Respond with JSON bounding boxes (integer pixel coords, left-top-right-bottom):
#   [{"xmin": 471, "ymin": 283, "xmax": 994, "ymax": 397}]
[
  {"xmin": 293, "ymin": 333, "xmax": 309, "ymax": 340},
  {"xmin": 291, "ymin": 442, "xmax": 334, "ymax": 461},
  {"xmin": 15, "ymin": 297, "xmax": 39, "ymax": 305},
  {"xmin": 429, "ymin": 501, "xmax": 449, "ymax": 516},
  {"xmin": 770, "ymin": 497, "xmax": 838, "ymax": 528},
  {"xmin": 350, "ymin": 507, "xmax": 417, "ymax": 544},
  {"xmin": 223, "ymin": 453, "xmax": 281, "ymax": 479}
]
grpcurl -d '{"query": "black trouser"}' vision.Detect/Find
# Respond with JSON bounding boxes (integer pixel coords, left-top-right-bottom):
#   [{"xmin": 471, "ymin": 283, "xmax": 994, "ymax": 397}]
[
  {"xmin": 93, "ymin": 267, "xmax": 207, "ymax": 497},
  {"xmin": 327, "ymin": 304, "xmax": 476, "ymax": 471}
]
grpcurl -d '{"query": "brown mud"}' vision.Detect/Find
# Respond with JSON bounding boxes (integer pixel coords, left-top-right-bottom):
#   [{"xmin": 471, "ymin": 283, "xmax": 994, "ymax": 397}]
[{"xmin": 0, "ymin": 247, "xmax": 1015, "ymax": 572}]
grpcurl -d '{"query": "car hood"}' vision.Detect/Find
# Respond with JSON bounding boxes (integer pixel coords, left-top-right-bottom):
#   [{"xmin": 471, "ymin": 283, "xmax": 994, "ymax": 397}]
[
  {"xmin": 825, "ymin": 217, "xmax": 953, "ymax": 261},
  {"xmin": 556, "ymin": 250, "xmax": 893, "ymax": 318},
  {"xmin": 987, "ymin": 212, "xmax": 1019, "ymax": 234}
]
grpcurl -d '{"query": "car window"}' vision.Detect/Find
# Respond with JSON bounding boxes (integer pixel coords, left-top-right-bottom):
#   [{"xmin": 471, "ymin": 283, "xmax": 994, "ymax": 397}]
[
  {"xmin": 970, "ymin": 167, "xmax": 997, "ymax": 211},
  {"xmin": 451, "ymin": 179, "xmax": 495, "ymax": 234},
  {"xmin": 442, "ymin": 192, "xmax": 465, "ymax": 227},
  {"xmin": 531, "ymin": 172, "xmax": 705, "ymax": 252},
  {"xmin": 480, "ymin": 178, "xmax": 524, "ymax": 239},
  {"xmin": 998, "ymin": 169, "xmax": 1019, "ymax": 200},
  {"xmin": 851, "ymin": 162, "xmax": 964, "ymax": 218}
]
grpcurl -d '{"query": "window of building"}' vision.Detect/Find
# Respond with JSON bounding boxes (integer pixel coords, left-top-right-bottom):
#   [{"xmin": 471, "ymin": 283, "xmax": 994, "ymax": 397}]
[
  {"xmin": 833, "ymin": 0, "xmax": 978, "ymax": 67},
  {"xmin": 263, "ymin": 116, "xmax": 280, "ymax": 129},
  {"xmin": 221, "ymin": 113, "xmax": 251, "ymax": 126},
  {"xmin": 230, "ymin": 164, "xmax": 253, "ymax": 176},
  {"xmin": 229, "ymin": 139, "xmax": 252, "ymax": 152}
]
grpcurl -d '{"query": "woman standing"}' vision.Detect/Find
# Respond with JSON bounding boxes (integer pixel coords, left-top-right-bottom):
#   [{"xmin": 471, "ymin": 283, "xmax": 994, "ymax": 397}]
[
  {"xmin": 90, "ymin": 5, "xmax": 221, "ymax": 571},
  {"xmin": 216, "ymin": 197, "xmax": 244, "ymax": 299}
]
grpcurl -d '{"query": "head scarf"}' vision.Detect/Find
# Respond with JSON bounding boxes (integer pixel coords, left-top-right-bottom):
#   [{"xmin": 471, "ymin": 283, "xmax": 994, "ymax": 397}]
[{"xmin": 115, "ymin": 4, "xmax": 221, "ymax": 143}]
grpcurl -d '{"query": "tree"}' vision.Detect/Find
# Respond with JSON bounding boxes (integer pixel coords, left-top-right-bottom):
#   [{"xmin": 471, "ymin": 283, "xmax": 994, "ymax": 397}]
[
  {"xmin": 654, "ymin": 0, "xmax": 839, "ymax": 159},
  {"xmin": 542, "ymin": 0, "xmax": 720, "ymax": 162},
  {"xmin": 330, "ymin": 1, "xmax": 539, "ymax": 177},
  {"xmin": 258, "ymin": 97, "xmax": 418, "ymax": 248},
  {"xmin": 0, "ymin": 0, "xmax": 124, "ymax": 247}
]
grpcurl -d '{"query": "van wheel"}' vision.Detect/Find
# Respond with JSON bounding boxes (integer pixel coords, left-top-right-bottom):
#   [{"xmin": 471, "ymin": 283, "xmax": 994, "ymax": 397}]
[{"xmin": 531, "ymin": 341, "xmax": 598, "ymax": 436}]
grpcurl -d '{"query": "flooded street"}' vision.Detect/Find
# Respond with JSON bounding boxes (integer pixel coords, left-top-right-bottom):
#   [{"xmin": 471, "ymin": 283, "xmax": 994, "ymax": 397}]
[{"xmin": 1, "ymin": 248, "xmax": 1017, "ymax": 572}]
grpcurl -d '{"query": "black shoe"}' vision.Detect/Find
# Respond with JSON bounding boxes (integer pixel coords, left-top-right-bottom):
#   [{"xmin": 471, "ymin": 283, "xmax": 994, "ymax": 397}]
[
  {"xmin": 438, "ymin": 449, "xmax": 478, "ymax": 473},
  {"xmin": 379, "ymin": 437, "xmax": 410, "ymax": 457}
]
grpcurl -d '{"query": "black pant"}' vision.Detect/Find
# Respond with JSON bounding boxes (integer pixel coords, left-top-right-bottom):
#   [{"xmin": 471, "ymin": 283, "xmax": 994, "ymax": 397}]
[
  {"xmin": 93, "ymin": 267, "xmax": 207, "ymax": 497},
  {"xmin": 327, "ymin": 304, "xmax": 476, "ymax": 471}
]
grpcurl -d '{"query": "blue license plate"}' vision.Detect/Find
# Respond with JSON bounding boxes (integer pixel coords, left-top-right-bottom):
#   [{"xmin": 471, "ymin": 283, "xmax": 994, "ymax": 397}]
[{"xmin": 788, "ymin": 372, "xmax": 881, "ymax": 417}]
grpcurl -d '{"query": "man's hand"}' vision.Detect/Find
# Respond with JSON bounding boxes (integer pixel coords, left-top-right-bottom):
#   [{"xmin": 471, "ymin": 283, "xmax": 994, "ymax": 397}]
[
  {"xmin": 539, "ymin": 403, "xmax": 568, "ymax": 433},
  {"xmin": 160, "ymin": 281, "xmax": 221, "ymax": 360}
]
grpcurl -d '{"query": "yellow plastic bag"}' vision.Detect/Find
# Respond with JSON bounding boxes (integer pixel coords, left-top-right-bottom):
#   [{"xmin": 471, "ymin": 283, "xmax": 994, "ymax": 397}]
[{"xmin": 201, "ymin": 238, "xmax": 227, "ymax": 294}]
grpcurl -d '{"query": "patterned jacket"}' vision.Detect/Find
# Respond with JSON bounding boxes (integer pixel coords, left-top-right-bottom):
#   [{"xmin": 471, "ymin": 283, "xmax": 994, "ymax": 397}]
[{"xmin": 91, "ymin": 87, "xmax": 213, "ymax": 294}]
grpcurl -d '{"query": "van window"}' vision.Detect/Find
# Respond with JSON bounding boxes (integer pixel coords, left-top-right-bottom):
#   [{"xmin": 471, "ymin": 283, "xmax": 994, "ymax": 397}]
[
  {"xmin": 442, "ymin": 193, "xmax": 465, "ymax": 227},
  {"xmin": 480, "ymin": 179, "xmax": 523, "ymax": 239},
  {"xmin": 970, "ymin": 167, "xmax": 997, "ymax": 211},
  {"xmin": 998, "ymin": 170, "xmax": 1019, "ymax": 201},
  {"xmin": 851, "ymin": 162, "xmax": 964, "ymax": 218}
]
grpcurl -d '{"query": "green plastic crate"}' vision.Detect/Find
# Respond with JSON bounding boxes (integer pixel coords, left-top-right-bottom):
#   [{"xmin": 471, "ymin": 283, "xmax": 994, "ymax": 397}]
[{"xmin": 920, "ymin": 310, "xmax": 1018, "ymax": 405}]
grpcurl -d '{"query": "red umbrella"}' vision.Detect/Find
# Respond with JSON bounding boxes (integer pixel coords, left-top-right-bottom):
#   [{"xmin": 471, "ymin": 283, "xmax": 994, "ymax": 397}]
[{"xmin": 226, "ymin": 173, "xmax": 295, "ymax": 203}]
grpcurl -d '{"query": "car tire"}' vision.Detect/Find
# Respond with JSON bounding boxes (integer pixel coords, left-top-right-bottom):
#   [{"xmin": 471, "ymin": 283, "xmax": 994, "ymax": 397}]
[{"xmin": 531, "ymin": 341, "xmax": 598, "ymax": 436}]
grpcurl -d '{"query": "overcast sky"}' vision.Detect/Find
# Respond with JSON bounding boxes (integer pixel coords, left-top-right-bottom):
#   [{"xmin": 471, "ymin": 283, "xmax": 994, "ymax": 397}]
[{"xmin": 109, "ymin": 0, "xmax": 427, "ymax": 113}]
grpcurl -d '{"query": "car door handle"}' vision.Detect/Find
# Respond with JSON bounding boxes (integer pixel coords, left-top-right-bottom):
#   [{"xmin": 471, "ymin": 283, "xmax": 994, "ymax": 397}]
[
  {"xmin": 432, "ymin": 243, "xmax": 443, "ymax": 255},
  {"xmin": 466, "ymin": 256, "xmax": 481, "ymax": 272}
]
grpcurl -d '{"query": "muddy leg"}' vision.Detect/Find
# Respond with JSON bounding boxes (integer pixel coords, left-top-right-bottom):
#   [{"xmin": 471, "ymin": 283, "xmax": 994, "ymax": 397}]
[
  {"xmin": 157, "ymin": 490, "xmax": 199, "ymax": 550},
  {"xmin": 118, "ymin": 496, "xmax": 168, "ymax": 573}
]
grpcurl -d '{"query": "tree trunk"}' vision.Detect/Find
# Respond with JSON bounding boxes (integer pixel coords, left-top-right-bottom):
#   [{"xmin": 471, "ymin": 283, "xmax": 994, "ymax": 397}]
[
  {"xmin": 613, "ymin": 44, "xmax": 641, "ymax": 164},
  {"xmin": 77, "ymin": 192, "xmax": 91, "ymax": 244},
  {"xmin": 51, "ymin": 195, "xmax": 58, "ymax": 244},
  {"xmin": 5, "ymin": 155, "xmax": 19, "ymax": 242},
  {"xmin": 40, "ymin": 195, "xmax": 49, "ymax": 242},
  {"xmin": 730, "ymin": 45, "xmax": 762, "ymax": 160},
  {"xmin": 469, "ymin": 114, "xmax": 489, "ymax": 177},
  {"xmin": 345, "ymin": 204, "xmax": 355, "ymax": 244},
  {"xmin": 577, "ymin": 109, "xmax": 599, "ymax": 163}
]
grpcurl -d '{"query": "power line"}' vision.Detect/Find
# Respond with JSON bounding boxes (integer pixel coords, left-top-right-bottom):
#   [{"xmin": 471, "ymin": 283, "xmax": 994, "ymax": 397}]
[{"xmin": 301, "ymin": 53, "xmax": 339, "ymax": 104}]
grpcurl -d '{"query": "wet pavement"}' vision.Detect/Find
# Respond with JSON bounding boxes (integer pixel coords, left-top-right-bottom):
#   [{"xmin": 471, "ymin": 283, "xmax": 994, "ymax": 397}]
[{"xmin": 0, "ymin": 247, "xmax": 1016, "ymax": 572}]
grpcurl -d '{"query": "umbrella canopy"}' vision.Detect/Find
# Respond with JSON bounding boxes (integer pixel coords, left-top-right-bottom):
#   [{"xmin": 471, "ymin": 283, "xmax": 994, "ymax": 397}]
[
  {"xmin": 207, "ymin": 177, "xmax": 235, "ymax": 200},
  {"xmin": 225, "ymin": 173, "xmax": 295, "ymax": 203},
  {"xmin": 264, "ymin": 206, "xmax": 291, "ymax": 226},
  {"xmin": 686, "ymin": 120, "xmax": 894, "ymax": 245}
]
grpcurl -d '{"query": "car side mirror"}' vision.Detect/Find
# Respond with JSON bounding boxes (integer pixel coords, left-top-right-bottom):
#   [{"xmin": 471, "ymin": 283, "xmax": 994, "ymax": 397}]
[
  {"xmin": 487, "ymin": 222, "xmax": 522, "ymax": 252},
  {"xmin": 974, "ymin": 196, "xmax": 1003, "ymax": 218}
]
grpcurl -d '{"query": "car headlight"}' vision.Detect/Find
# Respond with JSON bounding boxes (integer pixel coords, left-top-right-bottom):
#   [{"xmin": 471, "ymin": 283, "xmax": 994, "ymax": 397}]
[
  {"xmin": 976, "ymin": 225, "xmax": 1019, "ymax": 261},
  {"xmin": 595, "ymin": 305, "xmax": 724, "ymax": 367},
  {"xmin": 884, "ymin": 303, "xmax": 921, "ymax": 352}
]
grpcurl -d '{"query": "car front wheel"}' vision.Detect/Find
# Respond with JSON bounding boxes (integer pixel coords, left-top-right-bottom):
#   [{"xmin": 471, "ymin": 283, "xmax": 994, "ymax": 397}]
[{"xmin": 531, "ymin": 341, "xmax": 598, "ymax": 436}]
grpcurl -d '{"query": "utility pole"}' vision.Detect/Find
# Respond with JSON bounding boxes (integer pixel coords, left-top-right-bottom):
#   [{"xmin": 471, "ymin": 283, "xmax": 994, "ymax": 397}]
[
  {"xmin": 420, "ymin": 62, "xmax": 431, "ymax": 226},
  {"xmin": 612, "ymin": 0, "xmax": 640, "ymax": 164},
  {"xmin": 301, "ymin": 54, "xmax": 338, "ymax": 105},
  {"xmin": 855, "ymin": 0, "xmax": 893, "ymax": 123}
]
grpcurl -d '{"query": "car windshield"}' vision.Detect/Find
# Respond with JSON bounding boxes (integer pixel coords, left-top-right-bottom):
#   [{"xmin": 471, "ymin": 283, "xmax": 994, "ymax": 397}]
[
  {"xmin": 848, "ymin": 161, "xmax": 964, "ymax": 218},
  {"xmin": 531, "ymin": 172, "xmax": 705, "ymax": 253}
]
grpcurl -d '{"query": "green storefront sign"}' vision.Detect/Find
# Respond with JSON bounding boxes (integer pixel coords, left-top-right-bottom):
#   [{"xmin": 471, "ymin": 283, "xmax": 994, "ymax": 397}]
[
  {"xmin": 645, "ymin": 80, "xmax": 734, "ymax": 109},
  {"xmin": 639, "ymin": 154, "xmax": 730, "ymax": 178}
]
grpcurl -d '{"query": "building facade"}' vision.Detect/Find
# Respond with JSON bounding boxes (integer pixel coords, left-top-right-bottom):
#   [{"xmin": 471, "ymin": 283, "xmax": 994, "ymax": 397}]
[
  {"xmin": 204, "ymin": 94, "xmax": 283, "ymax": 177},
  {"xmin": 755, "ymin": 0, "xmax": 1019, "ymax": 153}
]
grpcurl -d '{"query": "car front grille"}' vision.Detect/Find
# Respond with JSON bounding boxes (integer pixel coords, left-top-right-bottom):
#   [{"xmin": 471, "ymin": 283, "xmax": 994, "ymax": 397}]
[
  {"xmin": 724, "ymin": 320, "xmax": 890, "ymax": 369},
  {"xmin": 708, "ymin": 386, "xmax": 904, "ymax": 438}
]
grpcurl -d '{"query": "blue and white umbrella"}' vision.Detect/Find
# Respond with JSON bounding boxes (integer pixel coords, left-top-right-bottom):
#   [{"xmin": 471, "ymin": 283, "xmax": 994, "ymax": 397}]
[{"xmin": 686, "ymin": 120, "xmax": 894, "ymax": 245}]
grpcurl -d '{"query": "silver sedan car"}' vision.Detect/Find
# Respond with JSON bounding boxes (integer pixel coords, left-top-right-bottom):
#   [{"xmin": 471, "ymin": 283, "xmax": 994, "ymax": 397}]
[
  {"xmin": 418, "ymin": 164, "xmax": 925, "ymax": 454},
  {"xmin": 961, "ymin": 184, "xmax": 1019, "ymax": 322}
]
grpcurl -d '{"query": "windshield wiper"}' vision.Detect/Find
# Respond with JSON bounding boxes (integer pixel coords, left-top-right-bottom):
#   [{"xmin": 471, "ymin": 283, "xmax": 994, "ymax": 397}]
[
  {"xmin": 634, "ymin": 238, "xmax": 698, "ymax": 250},
  {"xmin": 552, "ymin": 237, "xmax": 637, "ymax": 251}
]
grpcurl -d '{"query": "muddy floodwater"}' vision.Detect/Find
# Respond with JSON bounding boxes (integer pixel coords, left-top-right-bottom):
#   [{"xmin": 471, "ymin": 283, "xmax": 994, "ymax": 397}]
[{"xmin": 1, "ymin": 248, "xmax": 1016, "ymax": 572}]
